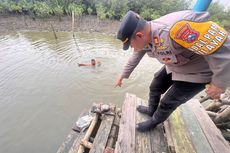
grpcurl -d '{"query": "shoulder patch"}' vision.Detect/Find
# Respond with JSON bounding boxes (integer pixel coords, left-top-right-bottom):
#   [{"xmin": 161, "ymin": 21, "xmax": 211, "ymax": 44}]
[{"xmin": 169, "ymin": 20, "xmax": 228, "ymax": 55}]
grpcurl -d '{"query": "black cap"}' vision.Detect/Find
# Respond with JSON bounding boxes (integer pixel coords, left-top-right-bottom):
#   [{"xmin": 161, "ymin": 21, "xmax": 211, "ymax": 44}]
[{"xmin": 117, "ymin": 11, "xmax": 140, "ymax": 50}]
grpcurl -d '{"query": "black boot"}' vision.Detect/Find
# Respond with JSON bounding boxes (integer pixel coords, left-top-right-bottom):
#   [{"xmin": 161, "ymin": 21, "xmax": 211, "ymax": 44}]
[
  {"xmin": 136, "ymin": 105, "xmax": 157, "ymax": 116},
  {"xmin": 137, "ymin": 93, "xmax": 160, "ymax": 116},
  {"xmin": 136, "ymin": 116, "xmax": 160, "ymax": 132},
  {"xmin": 136, "ymin": 104, "xmax": 174, "ymax": 133}
]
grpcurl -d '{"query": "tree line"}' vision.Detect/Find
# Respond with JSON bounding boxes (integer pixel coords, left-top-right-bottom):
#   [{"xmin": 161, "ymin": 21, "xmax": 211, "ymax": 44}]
[{"xmin": 0, "ymin": 0, "xmax": 229, "ymax": 30}]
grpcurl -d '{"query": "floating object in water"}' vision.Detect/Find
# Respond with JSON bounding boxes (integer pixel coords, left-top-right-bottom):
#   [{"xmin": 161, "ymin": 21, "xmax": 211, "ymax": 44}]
[{"xmin": 72, "ymin": 114, "xmax": 93, "ymax": 132}]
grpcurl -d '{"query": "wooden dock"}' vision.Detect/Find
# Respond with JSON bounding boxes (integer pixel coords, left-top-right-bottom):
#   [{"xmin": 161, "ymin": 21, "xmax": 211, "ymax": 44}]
[{"xmin": 57, "ymin": 93, "xmax": 230, "ymax": 153}]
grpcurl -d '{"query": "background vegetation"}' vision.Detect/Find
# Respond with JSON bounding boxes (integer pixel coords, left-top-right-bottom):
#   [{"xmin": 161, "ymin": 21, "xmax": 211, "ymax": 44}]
[{"xmin": 0, "ymin": 0, "xmax": 229, "ymax": 30}]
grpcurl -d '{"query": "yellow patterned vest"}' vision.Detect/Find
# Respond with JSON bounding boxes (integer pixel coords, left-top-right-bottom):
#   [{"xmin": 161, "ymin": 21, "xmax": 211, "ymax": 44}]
[{"xmin": 169, "ymin": 20, "xmax": 228, "ymax": 55}]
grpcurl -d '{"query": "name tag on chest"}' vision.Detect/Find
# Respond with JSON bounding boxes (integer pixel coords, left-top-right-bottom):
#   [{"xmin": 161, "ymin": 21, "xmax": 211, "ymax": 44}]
[{"xmin": 154, "ymin": 50, "xmax": 178, "ymax": 64}]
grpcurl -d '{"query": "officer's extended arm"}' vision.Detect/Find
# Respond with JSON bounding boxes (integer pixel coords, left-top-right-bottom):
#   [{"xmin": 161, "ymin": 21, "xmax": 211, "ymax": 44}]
[{"xmin": 115, "ymin": 50, "xmax": 146, "ymax": 87}]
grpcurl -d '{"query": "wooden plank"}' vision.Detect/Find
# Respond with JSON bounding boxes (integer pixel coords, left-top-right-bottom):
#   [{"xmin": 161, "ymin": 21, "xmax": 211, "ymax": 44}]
[
  {"xmin": 188, "ymin": 99, "xmax": 230, "ymax": 153},
  {"xmin": 164, "ymin": 120, "xmax": 176, "ymax": 153},
  {"xmin": 107, "ymin": 110, "xmax": 120, "ymax": 148},
  {"xmin": 149, "ymin": 123, "xmax": 168, "ymax": 153},
  {"xmin": 168, "ymin": 108, "xmax": 196, "ymax": 153},
  {"xmin": 89, "ymin": 115, "xmax": 115, "ymax": 153},
  {"xmin": 180, "ymin": 102, "xmax": 214, "ymax": 153},
  {"xmin": 135, "ymin": 97, "xmax": 168, "ymax": 153},
  {"xmin": 68, "ymin": 131, "xmax": 87, "ymax": 153},
  {"xmin": 56, "ymin": 130, "xmax": 82, "ymax": 153},
  {"xmin": 135, "ymin": 96, "xmax": 152, "ymax": 153},
  {"xmin": 57, "ymin": 111, "xmax": 88, "ymax": 153},
  {"xmin": 115, "ymin": 93, "xmax": 136, "ymax": 153}
]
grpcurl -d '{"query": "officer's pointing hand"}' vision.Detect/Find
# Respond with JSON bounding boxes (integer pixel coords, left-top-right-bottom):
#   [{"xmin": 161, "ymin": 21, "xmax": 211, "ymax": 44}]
[{"xmin": 115, "ymin": 76, "xmax": 124, "ymax": 88}]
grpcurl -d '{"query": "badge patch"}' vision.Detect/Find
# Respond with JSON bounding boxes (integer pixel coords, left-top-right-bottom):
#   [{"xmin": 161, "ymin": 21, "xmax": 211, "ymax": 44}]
[
  {"xmin": 157, "ymin": 38, "xmax": 169, "ymax": 50},
  {"xmin": 170, "ymin": 20, "xmax": 228, "ymax": 55},
  {"xmin": 175, "ymin": 24, "xmax": 199, "ymax": 43}
]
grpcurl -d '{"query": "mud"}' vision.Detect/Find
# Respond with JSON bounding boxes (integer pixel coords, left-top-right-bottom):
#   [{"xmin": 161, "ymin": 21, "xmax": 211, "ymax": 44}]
[{"xmin": 0, "ymin": 14, "xmax": 120, "ymax": 36}]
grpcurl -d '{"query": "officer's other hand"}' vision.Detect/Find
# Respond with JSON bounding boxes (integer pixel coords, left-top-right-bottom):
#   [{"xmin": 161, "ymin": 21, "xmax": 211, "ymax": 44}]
[
  {"xmin": 115, "ymin": 76, "xmax": 123, "ymax": 88},
  {"xmin": 205, "ymin": 84, "xmax": 225, "ymax": 100}
]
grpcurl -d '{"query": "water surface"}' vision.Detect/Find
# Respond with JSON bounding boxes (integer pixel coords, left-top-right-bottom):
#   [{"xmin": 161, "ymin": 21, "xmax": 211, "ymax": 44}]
[{"xmin": 0, "ymin": 32, "xmax": 161, "ymax": 153}]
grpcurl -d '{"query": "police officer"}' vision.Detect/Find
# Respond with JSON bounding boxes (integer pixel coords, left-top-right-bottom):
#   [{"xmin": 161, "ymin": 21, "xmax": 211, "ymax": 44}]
[{"xmin": 115, "ymin": 10, "xmax": 230, "ymax": 132}]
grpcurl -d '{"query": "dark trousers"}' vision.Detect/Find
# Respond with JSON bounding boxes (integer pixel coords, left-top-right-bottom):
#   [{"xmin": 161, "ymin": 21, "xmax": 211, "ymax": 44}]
[{"xmin": 149, "ymin": 66, "xmax": 206, "ymax": 123}]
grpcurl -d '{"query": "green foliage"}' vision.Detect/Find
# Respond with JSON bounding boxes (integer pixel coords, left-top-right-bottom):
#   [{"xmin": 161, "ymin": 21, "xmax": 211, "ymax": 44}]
[
  {"xmin": 95, "ymin": 3, "xmax": 107, "ymax": 19},
  {"xmin": 0, "ymin": 0, "xmax": 228, "ymax": 27},
  {"xmin": 87, "ymin": 7, "xmax": 93, "ymax": 15},
  {"xmin": 0, "ymin": 3, "xmax": 5, "ymax": 13},
  {"xmin": 108, "ymin": 0, "xmax": 128, "ymax": 19},
  {"xmin": 9, "ymin": 2, "xmax": 23, "ymax": 13},
  {"xmin": 52, "ymin": 5, "xmax": 63, "ymax": 15},
  {"xmin": 208, "ymin": 2, "xmax": 230, "ymax": 31},
  {"xmin": 95, "ymin": 0, "xmax": 128, "ymax": 20},
  {"xmin": 67, "ymin": 3, "xmax": 84, "ymax": 16},
  {"xmin": 83, "ymin": 0, "xmax": 97, "ymax": 15},
  {"xmin": 140, "ymin": 8, "xmax": 160, "ymax": 20},
  {"xmin": 33, "ymin": 1, "xmax": 52, "ymax": 17}
]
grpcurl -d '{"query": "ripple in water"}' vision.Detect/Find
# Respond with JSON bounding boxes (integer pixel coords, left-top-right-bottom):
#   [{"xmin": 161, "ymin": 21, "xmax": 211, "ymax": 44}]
[{"xmin": 0, "ymin": 32, "xmax": 161, "ymax": 153}]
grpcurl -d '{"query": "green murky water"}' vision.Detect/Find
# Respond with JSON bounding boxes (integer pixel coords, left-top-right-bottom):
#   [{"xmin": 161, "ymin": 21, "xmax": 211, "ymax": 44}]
[{"xmin": 0, "ymin": 32, "xmax": 161, "ymax": 153}]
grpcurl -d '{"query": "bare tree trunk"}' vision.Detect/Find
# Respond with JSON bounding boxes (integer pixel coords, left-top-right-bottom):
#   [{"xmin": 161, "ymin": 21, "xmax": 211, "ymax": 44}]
[
  {"xmin": 51, "ymin": 24, "xmax": 57, "ymax": 39},
  {"xmin": 72, "ymin": 11, "xmax": 75, "ymax": 36}
]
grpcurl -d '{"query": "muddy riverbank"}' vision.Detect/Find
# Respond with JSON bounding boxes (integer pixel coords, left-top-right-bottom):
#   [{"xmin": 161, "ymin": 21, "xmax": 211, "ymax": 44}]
[{"xmin": 0, "ymin": 14, "xmax": 120, "ymax": 36}]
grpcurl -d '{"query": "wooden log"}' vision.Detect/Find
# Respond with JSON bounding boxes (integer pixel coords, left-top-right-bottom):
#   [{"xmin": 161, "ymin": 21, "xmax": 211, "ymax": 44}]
[
  {"xmin": 205, "ymin": 101, "xmax": 222, "ymax": 112},
  {"xmin": 213, "ymin": 106, "xmax": 230, "ymax": 124},
  {"xmin": 220, "ymin": 100, "xmax": 230, "ymax": 106},
  {"xmin": 216, "ymin": 122, "xmax": 230, "ymax": 129},
  {"xmin": 221, "ymin": 129, "xmax": 230, "ymax": 142},
  {"xmin": 77, "ymin": 113, "xmax": 99, "ymax": 153},
  {"xmin": 206, "ymin": 111, "xmax": 218, "ymax": 119},
  {"xmin": 81, "ymin": 140, "xmax": 93, "ymax": 149}
]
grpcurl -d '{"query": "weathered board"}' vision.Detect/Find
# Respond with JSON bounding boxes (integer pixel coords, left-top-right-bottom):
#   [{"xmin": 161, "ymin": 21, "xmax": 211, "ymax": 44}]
[
  {"xmin": 115, "ymin": 93, "xmax": 136, "ymax": 153},
  {"xmin": 115, "ymin": 93, "xmax": 168, "ymax": 153},
  {"xmin": 57, "ymin": 111, "xmax": 88, "ymax": 153},
  {"xmin": 166, "ymin": 108, "xmax": 199, "ymax": 153},
  {"xmin": 89, "ymin": 115, "xmax": 115, "ymax": 153},
  {"xmin": 58, "ymin": 94, "xmax": 230, "ymax": 153},
  {"xmin": 135, "ymin": 96, "xmax": 152, "ymax": 153},
  {"xmin": 181, "ymin": 102, "xmax": 214, "ymax": 153},
  {"xmin": 165, "ymin": 99, "xmax": 230, "ymax": 153},
  {"xmin": 188, "ymin": 99, "xmax": 230, "ymax": 153}
]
